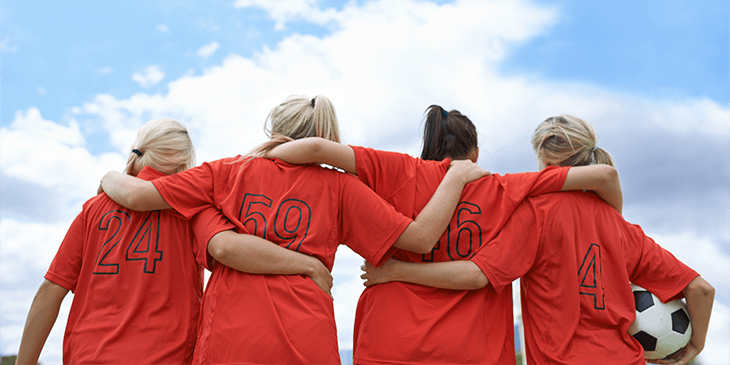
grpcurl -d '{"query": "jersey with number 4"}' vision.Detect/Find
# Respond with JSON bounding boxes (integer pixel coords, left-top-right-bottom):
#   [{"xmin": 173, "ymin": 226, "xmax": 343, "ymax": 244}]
[
  {"xmin": 471, "ymin": 191, "xmax": 699, "ymax": 365},
  {"xmin": 45, "ymin": 166, "xmax": 232, "ymax": 365},
  {"xmin": 350, "ymin": 146, "xmax": 570, "ymax": 365},
  {"xmin": 151, "ymin": 156, "xmax": 412, "ymax": 365}
]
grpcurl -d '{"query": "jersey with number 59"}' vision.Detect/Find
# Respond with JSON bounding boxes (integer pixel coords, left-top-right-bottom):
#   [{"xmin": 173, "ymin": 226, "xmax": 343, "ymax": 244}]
[
  {"xmin": 45, "ymin": 166, "xmax": 232, "ymax": 365},
  {"xmin": 151, "ymin": 156, "xmax": 413, "ymax": 365},
  {"xmin": 471, "ymin": 191, "xmax": 698, "ymax": 365}
]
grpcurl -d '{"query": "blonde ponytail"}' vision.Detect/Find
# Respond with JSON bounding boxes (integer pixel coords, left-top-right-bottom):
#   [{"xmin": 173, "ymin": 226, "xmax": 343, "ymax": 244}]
[
  {"xmin": 531, "ymin": 115, "xmax": 616, "ymax": 168},
  {"xmin": 242, "ymin": 94, "xmax": 341, "ymax": 160},
  {"xmin": 124, "ymin": 118, "xmax": 195, "ymax": 176}
]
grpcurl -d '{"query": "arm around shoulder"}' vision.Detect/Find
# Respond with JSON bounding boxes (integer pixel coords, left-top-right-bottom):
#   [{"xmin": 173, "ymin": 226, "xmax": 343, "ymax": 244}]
[
  {"xmin": 562, "ymin": 164, "xmax": 623, "ymax": 213},
  {"xmin": 265, "ymin": 137, "xmax": 357, "ymax": 174},
  {"xmin": 393, "ymin": 160, "xmax": 490, "ymax": 253},
  {"xmin": 100, "ymin": 171, "xmax": 171, "ymax": 211}
]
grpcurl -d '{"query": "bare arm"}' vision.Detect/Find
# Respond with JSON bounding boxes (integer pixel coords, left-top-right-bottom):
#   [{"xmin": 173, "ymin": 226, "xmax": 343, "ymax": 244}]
[
  {"xmin": 361, "ymin": 258, "xmax": 488, "ymax": 290},
  {"xmin": 100, "ymin": 171, "xmax": 171, "ymax": 211},
  {"xmin": 16, "ymin": 280, "xmax": 69, "ymax": 365},
  {"xmin": 208, "ymin": 231, "xmax": 333, "ymax": 297},
  {"xmin": 265, "ymin": 137, "xmax": 357, "ymax": 174},
  {"xmin": 392, "ymin": 160, "xmax": 491, "ymax": 254},
  {"xmin": 562, "ymin": 164, "xmax": 623, "ymax": 213},
  {"xmin": 654, "ymin": 276, "xmax": 714, "ymax": 365}
]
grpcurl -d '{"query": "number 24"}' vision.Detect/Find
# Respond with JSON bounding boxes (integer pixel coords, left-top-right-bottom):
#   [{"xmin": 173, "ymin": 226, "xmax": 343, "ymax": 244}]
[{"xmin": 93, "ymin": 210, "xmax": 163, "ymax": 275}]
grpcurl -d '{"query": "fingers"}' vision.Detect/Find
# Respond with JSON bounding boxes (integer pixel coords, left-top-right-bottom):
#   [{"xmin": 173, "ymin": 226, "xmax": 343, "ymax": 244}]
[{"xmin": 449, "ymin": 159, "xmax": 490, "ymax": 183}]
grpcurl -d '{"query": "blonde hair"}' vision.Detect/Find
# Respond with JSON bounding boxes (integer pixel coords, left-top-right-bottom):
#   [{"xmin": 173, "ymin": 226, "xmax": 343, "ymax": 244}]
[
  {"xmin": 124, "ymin": 118, "xmax": 196, "ymax": 176},
  {"xmin": 246, "ymin": 94, "xmax": 341, "ymax": 158},
  {"xmin": 531, "ymin": 115, "xmax": 616, "ymax": 168}
]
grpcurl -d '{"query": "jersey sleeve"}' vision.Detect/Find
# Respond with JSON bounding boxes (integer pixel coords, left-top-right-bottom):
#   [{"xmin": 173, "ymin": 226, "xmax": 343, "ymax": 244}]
[
  {"xmin": 191, "ymin": 206, "xmax": 238, "ymax": 271},
  {"xmin": 470, "ymin": 199, "xmax": 542, "ymax": 293},
  {"xmin": 45, "ymin": 212, "xmax": 86, "ymax": 292},
  {"xmin": 152, "ymin": 160, "xmax": 227, "ymax": 220},
  {"xmin": 499, "ymin": 166, "xmax": 570, "ymax": 202},
  {"xmin": 351, "ymin": 145, "xmax": 419, "ymax": 201},
  {"xmin": 624, "ymin": 224, "xmax": 699, "ymax": 303},
  {"xmin": 338, "ymin": 175, "xmax": 412, "ymax": 267}
]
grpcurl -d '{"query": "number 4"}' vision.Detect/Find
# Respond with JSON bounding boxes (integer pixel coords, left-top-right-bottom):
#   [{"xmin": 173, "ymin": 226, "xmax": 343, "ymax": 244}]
[
  {"xmin": 126, "ymin": 211, "xmax": 163, "ymax": 273},
  {"xmin": 578, "ymin": 243, "xmax": 605, "ymax": 310}
]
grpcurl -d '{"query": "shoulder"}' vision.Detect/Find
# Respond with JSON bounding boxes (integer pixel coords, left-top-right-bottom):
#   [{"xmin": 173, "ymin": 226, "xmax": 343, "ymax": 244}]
[{"xmin": 529, "ymin": 190, "xmax": 603, "ymax": 206}]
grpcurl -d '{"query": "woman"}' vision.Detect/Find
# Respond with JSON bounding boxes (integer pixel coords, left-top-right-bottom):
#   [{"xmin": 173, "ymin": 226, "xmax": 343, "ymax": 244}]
[
  {"xmin": 16, "ymin": 118, "xmax": 337, "ymax": 365},
  {"xmin": 98, "ymin": 95, "xmax": 488, "ymax": 364},
  {"xmin": 265, "ymin": 106, "xmax": 622, "ymax": 364},
  {"xmin": 361, "ymin": 115, "xmax": 714, "ymax": 365}
]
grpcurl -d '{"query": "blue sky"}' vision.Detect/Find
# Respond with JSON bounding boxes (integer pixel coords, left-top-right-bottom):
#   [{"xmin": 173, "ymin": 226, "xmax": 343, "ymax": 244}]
[
  {"xmin": 1, "ymin": 1, "xmax": 728, "ymax": 364},
  {"xmin": 504, "ymin": 0, "xmax": 729, "ymax": 103}
]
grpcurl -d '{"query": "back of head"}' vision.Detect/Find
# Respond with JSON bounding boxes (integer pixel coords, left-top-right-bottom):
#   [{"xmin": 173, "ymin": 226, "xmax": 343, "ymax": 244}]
[
  {"xmin": 420, "ymin": 105, "xmax": 478, "ymax": 161},
  {"xmin": 124, "ymin": 118, "xmax": 196, "ymax": 176},
  {"xmin": 531, "ymin": 115, "xmax": 615, "ymax": 167},
  {"xmin": 247, "ymin": 94, "xmax": 341, "ymax": 158}
]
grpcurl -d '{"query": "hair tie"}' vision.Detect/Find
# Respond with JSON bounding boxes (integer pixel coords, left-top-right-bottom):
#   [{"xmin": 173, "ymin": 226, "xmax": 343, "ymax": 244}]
[
  {"xmin": 591, "ymin": 145, "xmax": 599, "ymax": 153},
  {"xmin": 441, "ymin": 110, "xmax": 448, "ymax": 119},
  {"xmin": 311, "ymin": 97, "xmax": 316, "ymax": 108},
  {"xmin": 132, "ymin": 149, "xmax": 143, "ymax": 156}
]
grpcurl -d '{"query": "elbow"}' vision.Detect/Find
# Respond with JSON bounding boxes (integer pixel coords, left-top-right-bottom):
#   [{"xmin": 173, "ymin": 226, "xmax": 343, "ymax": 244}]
[
  {"xmin": 207, "ymin": 231, "xmax": 233, "ymax": 261},
  {"xmin": 307, "ymin": 138, "xmax": 327, "ymax": 159},
  {"xmin": 463, "ymin": 265, "xmax": 489, "ymax": 290},
  {"xmin": 596, "ymin": 164, "xmax": 619, "ymax": 187},
  {"xmin": 470, "ymin": 273, "xmax": 489, "ymax": 289},
  {"xmin": 410, "ymin": 235, "xmax": 435, "ymax": 254},
  {"xmin": 605, "ymin": 165, "xmax": 620, "ymax": 186},
  {"xmin": 696, "ymin": 277, "xmax": 715, "ymax": 299},
  {"xmin": 686, "ymin": 276, "xmax": 715, "ymax": 300}
]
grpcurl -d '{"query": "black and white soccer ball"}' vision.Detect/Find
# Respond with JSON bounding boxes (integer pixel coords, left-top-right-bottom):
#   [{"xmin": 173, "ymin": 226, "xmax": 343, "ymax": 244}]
[{"xmin": 628, "ymin": 284, "xmax": 692, "ymax": 360}]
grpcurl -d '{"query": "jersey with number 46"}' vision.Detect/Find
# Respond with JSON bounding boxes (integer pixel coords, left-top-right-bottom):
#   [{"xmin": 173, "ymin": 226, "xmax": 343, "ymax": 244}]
[
  {"xmin": 45, "ymin": 166, "xmax": 230, "ymax": 365},
  {"xmin": 471, "ymin": 191, "xmax": 699, "ymax": 365},
  {"xmin": 350, "ymin": 146, "xmax": 570, "ymax": 365}
]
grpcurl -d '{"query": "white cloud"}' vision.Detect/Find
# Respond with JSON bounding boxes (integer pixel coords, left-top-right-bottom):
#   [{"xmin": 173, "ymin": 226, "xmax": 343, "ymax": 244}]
[
  {"xmin": 0, "ymin": 218, "xmax": 75, "ymax": 363},
  {"xmin": 132, "ymin": 65, "xmax": 165, "ymax": 88},
  {"xmin": 157, "ymin": 24, "xmax": 170, "ymax": 33},
  {"xmin": 234, "ymin": 0, "xmax": 339, "ymax": 30},
  {"xmin": 196, "ymin": 41, "xmax": 220, "ymax": 58},
  {"xmin": 37, "ymin": 87, "xmax": 47, "ymax": 95},
  {"xmin": 0, "ymin": 108, "xmax": 127, "ymax": 222}
]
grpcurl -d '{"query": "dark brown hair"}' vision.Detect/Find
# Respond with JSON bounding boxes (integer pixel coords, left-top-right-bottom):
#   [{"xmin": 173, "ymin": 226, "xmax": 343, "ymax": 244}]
[{"xmin": 420, "ymin": 105, "xmax": 478, "ymax": 161}]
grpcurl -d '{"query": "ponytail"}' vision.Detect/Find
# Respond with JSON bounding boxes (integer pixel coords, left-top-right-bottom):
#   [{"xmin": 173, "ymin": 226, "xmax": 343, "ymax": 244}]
[
  {"xmin": 124, "ymin": 118, "xmax": 195, "ymax": 176},
  {"xmin": 532, "ymin": 115, "xmax": 616, "ymax": 168},
  {"xmin": 420, "ymin": 105, "xmax": 478, "ymax": 161},
  {"xmin": 235, "ymin": 94, "xmax": 341, "ymax": 164}
]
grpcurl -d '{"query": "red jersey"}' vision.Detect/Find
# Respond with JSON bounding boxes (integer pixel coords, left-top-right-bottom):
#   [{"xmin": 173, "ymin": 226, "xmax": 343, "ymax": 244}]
[
  {"xmin": 151, "ymin": 156, "xmax": 413, "ymax": 365},
  {"xmin": 471, "ymin": 191, "xmax": 699, "ymax": 365},
  {"xmin": 350, "ymin": 146, "xmax": 570, "ymax": 365},
  {"xmin": 45, "ymin": 166, "xmax": 232, "ymax": 365}
]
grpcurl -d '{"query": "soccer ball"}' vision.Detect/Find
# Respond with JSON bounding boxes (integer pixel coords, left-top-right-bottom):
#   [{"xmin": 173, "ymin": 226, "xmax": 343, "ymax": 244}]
[{"xmin": 628, "ymin": 284, "xmax": 692, "ymax": 360}]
